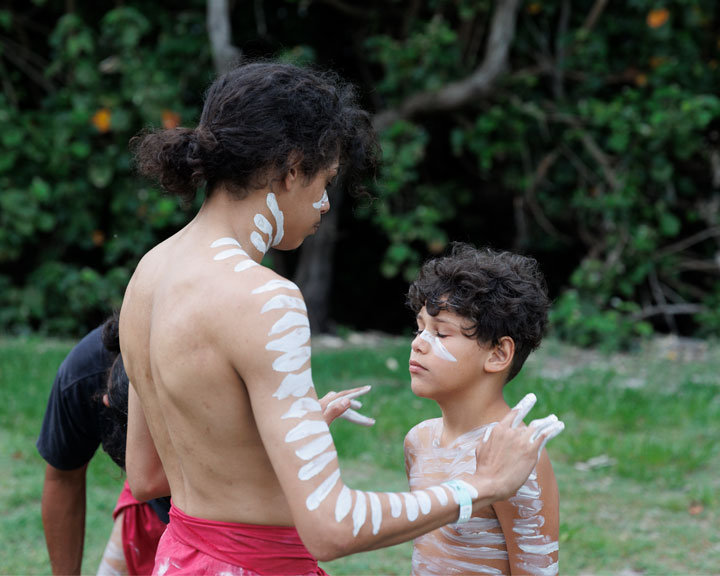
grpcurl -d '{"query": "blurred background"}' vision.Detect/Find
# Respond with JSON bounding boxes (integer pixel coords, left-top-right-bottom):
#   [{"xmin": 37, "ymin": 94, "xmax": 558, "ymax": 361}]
[{"xmin": 2, "ymin": 0, "xmax": 720, "ymax": 351}]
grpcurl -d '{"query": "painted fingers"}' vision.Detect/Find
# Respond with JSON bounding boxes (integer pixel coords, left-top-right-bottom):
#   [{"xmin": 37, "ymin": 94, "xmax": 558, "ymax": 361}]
[
  {"xmin": 321, "ymin": 385, "xmax": 375, "ymax": 427},
  {"xmin": 529, "ymin": 414, "xmax": 565, "ymax": 458}
]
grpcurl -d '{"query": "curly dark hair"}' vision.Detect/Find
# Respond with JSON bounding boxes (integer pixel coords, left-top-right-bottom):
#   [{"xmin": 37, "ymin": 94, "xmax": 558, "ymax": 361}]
[
  {"xmin": 407, "ymin": 243, "xmax": 550, "ymax": 383},
  {"xmin": 132, "ymin": 60, "xmax": 380, "ymax": 203}
]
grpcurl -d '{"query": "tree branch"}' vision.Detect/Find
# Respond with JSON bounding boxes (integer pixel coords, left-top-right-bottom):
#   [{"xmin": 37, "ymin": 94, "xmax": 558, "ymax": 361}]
[
  {"xmin": 632, "ymin": 303, "xmax": 707, "ymax": 322},
  {"xmin": 373, "ymin": 0, "xmax": 522, "ymax": 131},
  {"xmin": 207, "ymin": 0, "xmax": 242, "ymax": 75}
]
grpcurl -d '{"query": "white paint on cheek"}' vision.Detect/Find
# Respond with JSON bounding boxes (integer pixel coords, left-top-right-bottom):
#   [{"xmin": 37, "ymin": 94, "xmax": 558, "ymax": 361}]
[
  {"xmin": 335, "ymin": 486, "xmax": 352, "ymax": 522},
  {"xmin": 210, "ymin": 237, "xmax": 241, "ymax": 248},
  {"xmin": 214, "ymin": 248, "xmax": 250, "ymax": 260},
  {"xmin": 251, "ymin": 231, "xmax": 268, "ymax": 254},
  {"xmin": 261, "ymin": 295, "xmax": 307, "ymax": 314},
  {"xmin": 352, "ymin": 491, "xmax": 367, "ymax": 536},
  {"xmin": 295, "ymin": 433, "xmax": 333, "ymax": 461},
  {"xmin": 267, "ymin": 193, "xmax": 285, "ymax": 246},
  {"xmin": 403, "ymin": 492, "xmax": 419, "ymax": 521},
  {"xmin": 416, "ymin": 490, "xmax": 432, "ymax": 515},
  {"xmin": 269, "ymin": 312, "xmax": 309, "ymax": 336},
  {"xmin": 252, "ymin": 279, "xmax": 299, "ymax": 294},
  {"xmin": 234, "ymin": 260, "xmax": 258, "ymax": 272},
  {"xmin": 266, "ymin": 326, "xmax": 311, "ymax": 352},
  {"xmin": 388, "ymin": 493, "xmax": 402, "ymax": 518},
  {"xmin": 306, "ymin": 468, "xmax": 340, "ymax": 511},
  {"xmin": 429, "ymin": 485, "xmax": 449, "ymax": 506},
  {"xmin": 281, "ymin": 397, "xmax": 322, "ymax": 419},
  {"xmin": 368, "ymin": 492, "xmax": 382, "ymax": 535},
  {"xmin": 273, "ymin": 369, "xmax": 314, "ymax": 399},
  {"xmin": 419, "ymin": 330, "xmax": 457, "ymax": 362},
  {"xmin": 272, "ymin": 346, "xmax": 311, "ymax": 372},
  {"xmin": 298, "ymin": 451, "xmax": 337, "ymax": 481},
  {"xmin": 312, "ymin": 189, "xmax": 328, "ymax": 209},
  {"xmin": 285, "ymin": 420, "xmax": 329, "ymax": 443}
]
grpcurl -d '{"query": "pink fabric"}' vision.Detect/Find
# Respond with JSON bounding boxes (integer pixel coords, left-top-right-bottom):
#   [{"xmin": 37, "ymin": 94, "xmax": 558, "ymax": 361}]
[
  {"xmin": 113, "ymin": 481, "xmax": 167, "ymax": 575},
  {"xmin": 152, "ymin": 503, "xmax": 328, "ymax": 576}
]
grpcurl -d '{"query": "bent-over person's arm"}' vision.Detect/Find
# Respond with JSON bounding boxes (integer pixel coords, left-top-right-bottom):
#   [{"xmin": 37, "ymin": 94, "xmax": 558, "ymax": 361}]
[
  {"xmin": 126, "ymin": 385, "xmax": 170, "ymax": 501},
  {"xmin": 232, "ymin": 270, "xmax": 561, "ymax": 561},
  {"xmin": 41, "ymin": 463, "xmax": 88, "ymax": 575}
]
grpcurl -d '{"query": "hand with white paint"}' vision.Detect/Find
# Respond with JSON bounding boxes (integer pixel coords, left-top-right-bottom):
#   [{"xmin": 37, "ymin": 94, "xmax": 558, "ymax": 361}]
[
  {"xmin": 320, "ymin": 385, "xmax": 375, "ymax": 426},
  {"xmin": 470, "ymin": 394, "xmax": 564, "ymax": 504}
]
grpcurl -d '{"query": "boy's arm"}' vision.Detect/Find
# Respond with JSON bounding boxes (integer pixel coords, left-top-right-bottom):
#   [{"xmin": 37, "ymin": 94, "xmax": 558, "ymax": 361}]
[{"xmin": 493, "ymin": 448, "xmax": 559, "ymax": 576}]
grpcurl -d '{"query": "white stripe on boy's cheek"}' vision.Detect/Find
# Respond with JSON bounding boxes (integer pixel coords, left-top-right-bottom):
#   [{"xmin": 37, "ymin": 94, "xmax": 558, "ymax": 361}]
[
  {"xmin": 306, "ymin": 469, "xmax": 340, "ymax": 511},
  {"xmin": 419, "ymin": 330, "xmax": 457, "ymax": 362},
  {"xmin": 267, "ymin": 193, "xmax": 285, "ymax": 246},
  {"xmin": 273, "ymin": 369, "xmax": 314, "ymax": 399},
  {"xmin": 269, "ymin": 312, "xmax": 309, "ymax": 336}
]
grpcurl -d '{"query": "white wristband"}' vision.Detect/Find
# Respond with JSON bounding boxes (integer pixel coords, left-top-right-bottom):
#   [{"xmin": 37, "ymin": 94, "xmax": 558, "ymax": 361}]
[{"xmin": 444, "ymin": 480, "xmax": 473, "ymax": 523}]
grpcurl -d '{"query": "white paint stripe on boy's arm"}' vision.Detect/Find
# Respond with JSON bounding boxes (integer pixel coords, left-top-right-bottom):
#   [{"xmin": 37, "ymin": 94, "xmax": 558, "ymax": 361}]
[
  {"xmin": 261, "ymin": 294, "xmax": 307, "ymax": 313},
  {"xmin": 369, "ymin": 492, "xmax": 382, "ymax": 535},
  {"xmin": 352, "ymin": 492, "xmax": 367, "ymax": 536},
  {"xmin": 269, "ymin": 312, "xmax": 309, "ymax": 335},
  {"xmin": 273, "ymin": 369, "xmax": 314, "ymax": 399},
  {"xmin": 281, "ymin": 397, "xmax": 322, "ymax": 419},
  {"xmin": 266, "ymin": 327, "xmax": 311, "ymax": 352}
]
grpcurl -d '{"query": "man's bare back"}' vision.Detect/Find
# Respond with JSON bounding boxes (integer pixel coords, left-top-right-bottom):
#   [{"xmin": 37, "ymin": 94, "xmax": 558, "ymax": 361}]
[{"xmin": 120, "ymin": 62, "xmax": 564, "ymax": 571}]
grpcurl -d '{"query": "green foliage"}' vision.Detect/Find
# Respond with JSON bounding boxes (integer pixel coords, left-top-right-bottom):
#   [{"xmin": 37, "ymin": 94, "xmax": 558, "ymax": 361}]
[{"xmin": 0, "ymin": 3, "xmax": 209, "ymax": 334}]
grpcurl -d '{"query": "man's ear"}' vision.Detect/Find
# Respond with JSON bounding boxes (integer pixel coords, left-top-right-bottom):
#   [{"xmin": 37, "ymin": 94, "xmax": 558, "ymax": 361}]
[{"xmin": 484, "ymin": 336, "xmax": 515, "ymax": 374}]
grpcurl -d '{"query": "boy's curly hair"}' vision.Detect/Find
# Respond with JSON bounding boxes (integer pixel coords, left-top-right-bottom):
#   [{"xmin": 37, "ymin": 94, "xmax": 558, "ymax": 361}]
[{"xmin": 407, "ymin": 243, "xmax": 550, "ymax": 382}]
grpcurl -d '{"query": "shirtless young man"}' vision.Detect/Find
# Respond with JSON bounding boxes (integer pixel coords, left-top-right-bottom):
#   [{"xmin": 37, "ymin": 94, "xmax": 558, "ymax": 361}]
[{"xmin": 120, "ymin": 61, "xmax": 565, "ymax": 574}]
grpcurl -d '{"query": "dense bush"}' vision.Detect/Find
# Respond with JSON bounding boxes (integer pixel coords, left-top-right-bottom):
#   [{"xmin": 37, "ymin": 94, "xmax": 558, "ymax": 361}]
[{"xmin": 2, "ymin": 0, "xmax": 719, "ymax": 349}]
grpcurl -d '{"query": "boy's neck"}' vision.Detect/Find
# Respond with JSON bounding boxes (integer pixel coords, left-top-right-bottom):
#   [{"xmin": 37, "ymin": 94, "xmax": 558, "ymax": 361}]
[{"xmin": 436, "ymin": 379, "xmax": 510, "ymax": 447}]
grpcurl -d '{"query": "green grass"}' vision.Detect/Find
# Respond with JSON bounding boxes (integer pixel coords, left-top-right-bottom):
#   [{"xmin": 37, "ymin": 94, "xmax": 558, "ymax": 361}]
[{"xmin": 1, "ymin": 334, "xmax": 719, "ymax": 575}]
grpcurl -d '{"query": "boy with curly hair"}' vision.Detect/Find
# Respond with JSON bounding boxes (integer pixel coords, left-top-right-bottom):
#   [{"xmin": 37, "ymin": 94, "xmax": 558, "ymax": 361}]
[{"xmin": 405, "ymin": 243, "xmax": 560, "ymax": 576}]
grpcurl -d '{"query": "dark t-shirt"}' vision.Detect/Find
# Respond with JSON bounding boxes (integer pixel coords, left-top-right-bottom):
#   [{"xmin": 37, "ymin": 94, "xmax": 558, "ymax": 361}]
[{"xmin": 37, "ymin": 324, "xmax": 170, "ymax": 523}]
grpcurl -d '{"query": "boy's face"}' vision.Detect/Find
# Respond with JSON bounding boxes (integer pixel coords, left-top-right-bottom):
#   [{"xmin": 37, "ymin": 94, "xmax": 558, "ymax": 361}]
[{"xmin": 409, "ymin": 305, "xmax": 491, "ymax": 402}]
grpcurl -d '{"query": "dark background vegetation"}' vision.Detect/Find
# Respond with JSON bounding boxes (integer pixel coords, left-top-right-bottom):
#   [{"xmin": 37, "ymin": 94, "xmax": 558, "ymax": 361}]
[{"xmin": 2, "ymin": 0, "xmax": 719, "ymax": 348}]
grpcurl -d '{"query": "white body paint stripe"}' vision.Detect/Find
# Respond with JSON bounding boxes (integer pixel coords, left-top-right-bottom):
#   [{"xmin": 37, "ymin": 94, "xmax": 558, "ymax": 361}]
[
  {"xmin": 285, "ymin": 420, "xmax": 329, "ymax": 443},
  {"xmin": 335, "ymin": 486, "xmax": 352, "ymax": 523},
  {"xmin": 403, "ymin": 492, "xmax": 419, "ymax": 521},
  {"xmin": 416, "ymin": 490, "xmax": 432, "ymax": 514},
  {"xmin": 369, "ymin": 492, "xmax": 382, "ymax": 535},
  {"xmin": 298, "ymin": 451, "xmax": 337, "ymax": 481},
  {"xmin": 306, "ymin": 469, "xmax": 340, "ymax": 511},
  {"xmin": 429, "ymin": 485, "xmax": 449, "ymax": 505},
  {"xmin": 252, "ymin": 279, "xmax": 300, "ymax": 294},
  {"xmin": 388, "ymin": 493, "xmax": 402, "ymax": 518},
  {"xmin": 273, "ymin": 369, "xmax": 314, "ymax": 399},
  {"xmin": 251, "ymin": 231, "xmax": 267, "ymax": 254},
  {"xmin": 281, "ymin": 397, "xmax": 322, "ymax": 419},
  {"xmin": 254, "ymin": 214, "xmax": 273, "ymax": 236},
  {"xmin": 352, "ymin": 492, "xmax": 367, "ymax": 536},
  {"xmin": 267, "ymin": 193, "xmax": 284, "ymax": 246},
  {"xmin": 266, "ymin": 327, "xmax": 311, "ymax": 352},
  {"xmin": 269, "ymin": 312, "xmax": 309, "ymax": 336},
  {"xmin": 296, "ymin": 433, "xmax": 333, "ymax": 461},
  {"xmin": 261, "ymin": 295, "xmax": 307, "ymax": 314},
  {"xmin": 518, "ymin": 541, "xmax": 559, "ymax": 555},
  {"xmin": 214, "ymin": 248, "xmax": 250, "ymax": 260},
  {"xmin": 210, "ymin": 237, "xmax": 241, "ymax": 248},
  {"xmin": 234, "ymin": 260, "xmax": 258, "ymax": 272},
  {"xmin": 272, "ymin": 346, "xmax": 311, "ymax": 372}
]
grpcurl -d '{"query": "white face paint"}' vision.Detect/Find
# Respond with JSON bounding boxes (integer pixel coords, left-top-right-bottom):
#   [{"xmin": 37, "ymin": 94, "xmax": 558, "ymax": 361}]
[
  {"xmin": 312, "ymin": 189, "xmax": 329, "ymax": 210},
  {"xmin": 419, "ymin": 329, "xmax": 457, "ymax": 362}
]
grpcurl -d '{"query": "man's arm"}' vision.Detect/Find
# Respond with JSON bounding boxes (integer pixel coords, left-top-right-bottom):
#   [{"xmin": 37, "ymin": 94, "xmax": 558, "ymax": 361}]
[
  {"xmin": 126, "ymin": 385, "xmax": 170, "ymax": 501},
  {"xmin": 41, "ymin": 463, "xmax": 88, "ymax": 575},
  {"xmin": 493, "ymin": 449, "xmax": 560, "ymax": 576}
]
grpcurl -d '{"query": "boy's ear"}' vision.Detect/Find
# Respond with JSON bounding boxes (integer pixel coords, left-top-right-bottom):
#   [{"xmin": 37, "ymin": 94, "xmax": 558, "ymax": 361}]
[
  {"xmin": 484, "ymin": 336, "xmax": 515, "ymax": 375},
  {"xmin": 281, "ymin": 151, "xmax": 303, "ymax": 193}
]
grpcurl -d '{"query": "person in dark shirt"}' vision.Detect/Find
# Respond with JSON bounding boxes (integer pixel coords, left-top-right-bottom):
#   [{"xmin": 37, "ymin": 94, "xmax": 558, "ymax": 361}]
[{"xmin": 37, "ymin": 314, "xmax": 168, "ymax": 575}]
